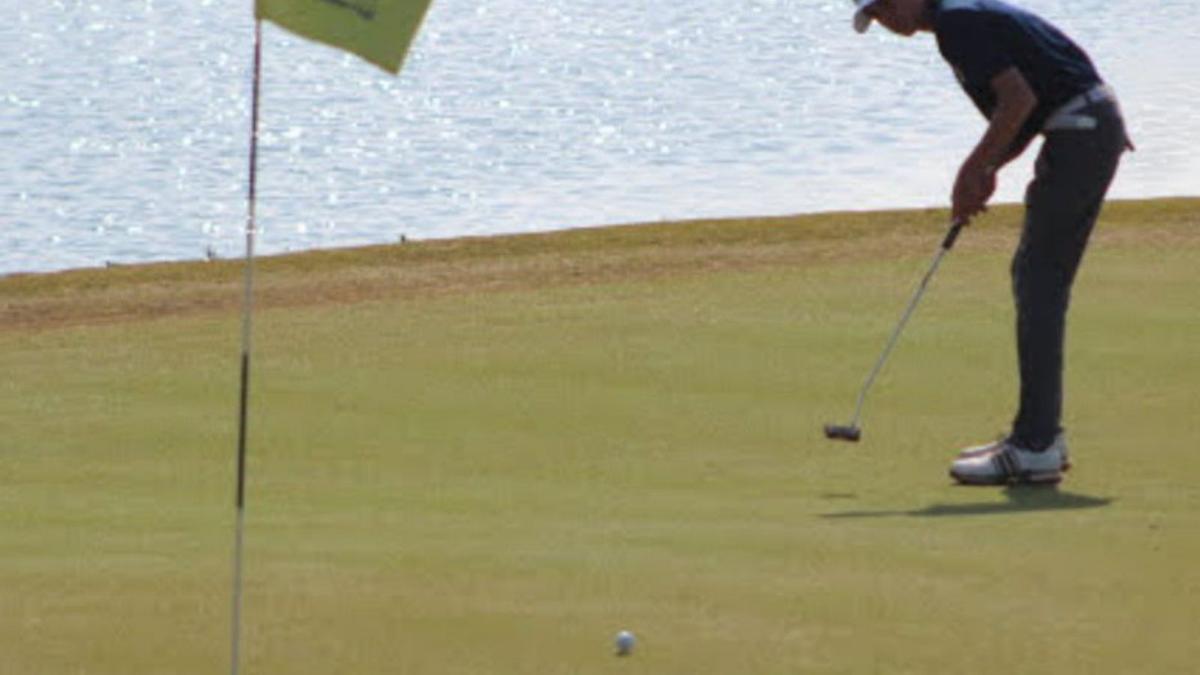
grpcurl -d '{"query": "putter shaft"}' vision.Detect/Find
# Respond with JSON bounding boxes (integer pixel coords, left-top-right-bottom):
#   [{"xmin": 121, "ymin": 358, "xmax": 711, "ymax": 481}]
[{"xmin": 831, "ymin": 219, "xmax": 966, "ymax": 438}]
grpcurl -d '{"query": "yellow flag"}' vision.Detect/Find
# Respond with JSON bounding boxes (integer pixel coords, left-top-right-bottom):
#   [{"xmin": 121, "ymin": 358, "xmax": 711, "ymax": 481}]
[{"xmin": 256, "ymin": 0, "xmax": 433, "ymax": 74}]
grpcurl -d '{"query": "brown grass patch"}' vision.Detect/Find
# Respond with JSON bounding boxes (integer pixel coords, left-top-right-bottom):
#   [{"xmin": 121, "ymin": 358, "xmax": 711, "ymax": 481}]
[{"xmin": 2, "ymin": 199, "xmax": 1196, "ymax": 333}]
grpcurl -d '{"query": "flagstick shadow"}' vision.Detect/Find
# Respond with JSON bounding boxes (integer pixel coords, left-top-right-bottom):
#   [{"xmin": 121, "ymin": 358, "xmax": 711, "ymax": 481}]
[{"xmin": 820, "ymin": 486, "xmax": 1114, "ymax": 519}]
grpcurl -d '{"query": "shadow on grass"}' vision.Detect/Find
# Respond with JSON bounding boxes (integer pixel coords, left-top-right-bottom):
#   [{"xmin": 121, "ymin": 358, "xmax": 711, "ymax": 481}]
[{"xmin": 820, "ymin": 486, "xmax": 1114, "ymax": 519}]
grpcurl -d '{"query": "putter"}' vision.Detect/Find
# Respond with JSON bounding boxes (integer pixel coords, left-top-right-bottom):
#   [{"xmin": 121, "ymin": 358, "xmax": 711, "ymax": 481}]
[{"xmin": 824, "ymin": 218, "xmax": 967, "ymax": 443}]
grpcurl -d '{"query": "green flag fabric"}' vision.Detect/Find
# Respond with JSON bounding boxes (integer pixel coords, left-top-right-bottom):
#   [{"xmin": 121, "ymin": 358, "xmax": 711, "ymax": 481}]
[{"xmin": 256, "ymin": 0, "xmax": 433, "ymax": 74}]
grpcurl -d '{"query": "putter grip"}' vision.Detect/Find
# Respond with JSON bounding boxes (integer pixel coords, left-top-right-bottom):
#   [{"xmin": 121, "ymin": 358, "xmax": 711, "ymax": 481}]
[{"xmin": 941, "ymin": 220, "xmax": 966, "ymax": 250}]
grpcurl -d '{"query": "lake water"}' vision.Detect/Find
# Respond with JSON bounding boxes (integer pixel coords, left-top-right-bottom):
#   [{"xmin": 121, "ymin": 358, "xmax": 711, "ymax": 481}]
[{"xmin": 2, "ymin": 0, "xmax": 1196, "ymax": 275}]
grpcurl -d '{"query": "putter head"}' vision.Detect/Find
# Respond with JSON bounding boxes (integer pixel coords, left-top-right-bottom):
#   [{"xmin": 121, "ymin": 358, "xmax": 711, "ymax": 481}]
[{"xmin": 824, "ymin": 424, "xmax": 862, "ymax": 442}]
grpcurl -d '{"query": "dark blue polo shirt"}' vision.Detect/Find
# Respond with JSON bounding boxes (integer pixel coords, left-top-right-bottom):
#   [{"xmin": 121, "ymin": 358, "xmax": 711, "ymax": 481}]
[{"xmin": 933, "ymin": 0, "xmax": 1102, "ymax": 151}]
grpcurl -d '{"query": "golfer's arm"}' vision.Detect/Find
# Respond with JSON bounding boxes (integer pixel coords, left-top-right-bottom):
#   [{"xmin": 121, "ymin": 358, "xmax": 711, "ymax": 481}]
[{"xmin": 968, "ymin": 67, "xmax": 1038, "ymax": 172}]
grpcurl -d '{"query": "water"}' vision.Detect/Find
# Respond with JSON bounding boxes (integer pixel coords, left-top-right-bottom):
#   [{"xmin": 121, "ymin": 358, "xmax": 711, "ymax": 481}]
[{"xmin": 2, "ymin": 0, "xmax": 1196, "ymax": 275}]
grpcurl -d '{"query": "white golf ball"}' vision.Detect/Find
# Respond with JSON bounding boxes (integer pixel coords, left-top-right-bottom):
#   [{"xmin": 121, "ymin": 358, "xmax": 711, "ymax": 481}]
[{"xmin": 615, "ymin": 630, "xmax": 636, "ymax": 656}]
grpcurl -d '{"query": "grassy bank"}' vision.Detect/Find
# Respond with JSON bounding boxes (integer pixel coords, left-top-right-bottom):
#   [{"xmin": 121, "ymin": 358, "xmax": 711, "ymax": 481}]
[
  {"xmin": 3, "ymin": 198, "xmax": 1196, "ymax": 331},
  {"xmin": 1, "ymin": 198, "xmax": 1198, "ymax": 673}
]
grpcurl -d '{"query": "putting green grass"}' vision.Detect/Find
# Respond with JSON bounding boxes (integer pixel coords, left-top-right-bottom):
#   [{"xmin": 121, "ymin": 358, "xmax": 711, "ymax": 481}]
[{"xmin": 1, "ymin": 199, "xmax": 1197, "ymax": 674}]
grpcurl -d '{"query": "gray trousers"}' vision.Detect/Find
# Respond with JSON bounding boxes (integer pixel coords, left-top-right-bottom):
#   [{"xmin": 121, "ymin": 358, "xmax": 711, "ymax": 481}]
[{"xmin": 1009, "ymin": 96, "xmax": 1128, "ymax": 450}]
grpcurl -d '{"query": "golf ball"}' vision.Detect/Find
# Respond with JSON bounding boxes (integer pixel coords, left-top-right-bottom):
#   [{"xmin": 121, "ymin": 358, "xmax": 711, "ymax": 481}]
[{"xmin": 615, "ymin": 630, "xmax": 636, "ymax": 656}]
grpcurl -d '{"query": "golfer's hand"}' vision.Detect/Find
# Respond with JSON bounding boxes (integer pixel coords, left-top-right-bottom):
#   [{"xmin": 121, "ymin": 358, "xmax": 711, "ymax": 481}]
[{"xmin": 952, "ymin": 161, "xmax": 996, "ymax": 224}]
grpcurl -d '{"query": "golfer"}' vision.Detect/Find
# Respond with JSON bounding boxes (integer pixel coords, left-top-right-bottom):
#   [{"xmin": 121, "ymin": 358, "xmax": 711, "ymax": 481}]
[{"xmin": 850, "ymin": 0, "xmax": 1131, "ymax": 484}]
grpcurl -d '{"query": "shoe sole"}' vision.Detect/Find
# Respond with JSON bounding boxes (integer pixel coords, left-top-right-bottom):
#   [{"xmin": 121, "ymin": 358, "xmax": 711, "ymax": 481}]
[{"xmin": 949, "ymin": 468, "xmax": 1063, "ymax": 486}]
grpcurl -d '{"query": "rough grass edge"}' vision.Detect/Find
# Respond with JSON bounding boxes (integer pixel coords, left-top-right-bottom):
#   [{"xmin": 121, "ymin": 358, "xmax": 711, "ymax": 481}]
[{"xmin": 1, "ymin": 198, "xmax": 1196, "ymax": 332}]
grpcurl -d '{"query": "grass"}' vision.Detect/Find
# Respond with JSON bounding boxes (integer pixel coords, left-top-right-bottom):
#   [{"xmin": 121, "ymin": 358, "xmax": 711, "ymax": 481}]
[{"xmin": 1, "ymin": 198, "xmax": 1197, "ymax": 674}]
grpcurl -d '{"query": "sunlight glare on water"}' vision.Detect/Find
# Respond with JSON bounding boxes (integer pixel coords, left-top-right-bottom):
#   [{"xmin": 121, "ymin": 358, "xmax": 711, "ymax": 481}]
[{"xmin": 1, "ymin": 0, "xmax": 1196, "ymax": 274}]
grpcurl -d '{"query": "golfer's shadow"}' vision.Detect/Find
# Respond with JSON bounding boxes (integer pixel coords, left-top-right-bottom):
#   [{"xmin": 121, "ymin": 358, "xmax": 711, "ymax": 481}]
[{"xmin": 820, "ymin": 486, "xmax": 1113, "ymax": 519}]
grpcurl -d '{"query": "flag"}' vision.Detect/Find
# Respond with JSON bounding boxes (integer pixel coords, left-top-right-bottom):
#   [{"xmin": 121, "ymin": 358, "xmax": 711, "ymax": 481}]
[{"xmin": 256, "ymin": 0, "xmax": 434, "ymax": 74}]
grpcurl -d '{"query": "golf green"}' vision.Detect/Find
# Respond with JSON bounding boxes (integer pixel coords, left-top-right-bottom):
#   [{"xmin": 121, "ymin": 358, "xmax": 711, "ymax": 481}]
[{"xmin": 2, "ymin": 199, "xmax": 1197, "ymax": 674}]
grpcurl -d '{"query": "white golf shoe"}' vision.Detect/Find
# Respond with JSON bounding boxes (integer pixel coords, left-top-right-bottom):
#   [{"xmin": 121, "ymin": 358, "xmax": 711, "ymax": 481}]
[
  {"xmin": 956, "ymin": 433, "xmax": 1071, "ymax": 471},
  {"xmin": 950, "ymin": 435, "xmax": 1068, "ymax": 486}
]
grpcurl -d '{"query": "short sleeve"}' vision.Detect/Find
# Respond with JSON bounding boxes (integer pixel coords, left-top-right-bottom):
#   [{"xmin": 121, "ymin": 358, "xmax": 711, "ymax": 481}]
[{"xmin": 936, "ymin": 11, "xmax": 1013, "ymax": 89}]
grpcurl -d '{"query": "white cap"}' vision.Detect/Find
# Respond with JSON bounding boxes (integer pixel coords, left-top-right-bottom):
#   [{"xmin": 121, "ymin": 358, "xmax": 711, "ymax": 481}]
[{"xmin": 852, "ymin": 0, "xmax": 879, "ymax": 33}]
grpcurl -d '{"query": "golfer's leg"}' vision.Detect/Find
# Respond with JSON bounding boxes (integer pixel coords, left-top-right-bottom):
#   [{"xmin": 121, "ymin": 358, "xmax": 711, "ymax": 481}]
[
  {"xmin": 1010, "ymin": 104, "xmax": 1126, "ymax": 450},
  {"xmin": 1011, "ymin": 185, "xmax": 1062, "ymax": 450},
  {"xmin": 1011, "ymin": 192, "xmax": 1099, "ymax": 449}
]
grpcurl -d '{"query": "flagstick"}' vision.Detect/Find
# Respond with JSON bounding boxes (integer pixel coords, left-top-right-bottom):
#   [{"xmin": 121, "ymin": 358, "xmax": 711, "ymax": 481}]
[{"xmin": 231, "ymin": 17, "xmax": 263, "ymax": 675}]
